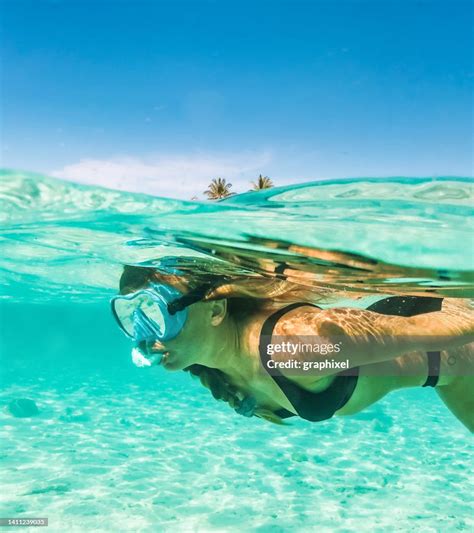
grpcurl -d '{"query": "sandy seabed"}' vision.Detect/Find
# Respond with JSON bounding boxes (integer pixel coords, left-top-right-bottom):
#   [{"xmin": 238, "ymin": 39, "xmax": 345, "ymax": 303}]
[{"xmin": 1, "ymin": 371, "xmax": 473, "ymax": 533}]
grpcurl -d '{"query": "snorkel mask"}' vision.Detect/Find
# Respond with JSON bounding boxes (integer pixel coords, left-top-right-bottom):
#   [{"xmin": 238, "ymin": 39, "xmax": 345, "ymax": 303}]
[{"xmin": 111, "ymin": 282, "xmax": 210, "ymax": 367}]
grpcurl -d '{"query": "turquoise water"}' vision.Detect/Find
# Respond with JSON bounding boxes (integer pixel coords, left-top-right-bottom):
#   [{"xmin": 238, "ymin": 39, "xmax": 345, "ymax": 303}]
[{"xmin": 1, "ymin": 171, "xmax": 473, "ymax": 532}]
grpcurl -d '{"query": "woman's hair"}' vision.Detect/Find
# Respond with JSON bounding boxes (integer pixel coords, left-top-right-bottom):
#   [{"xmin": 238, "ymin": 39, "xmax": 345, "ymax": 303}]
[{"xmin": 119, "ymin": 259, "xmax": 336, "ymax": 425}]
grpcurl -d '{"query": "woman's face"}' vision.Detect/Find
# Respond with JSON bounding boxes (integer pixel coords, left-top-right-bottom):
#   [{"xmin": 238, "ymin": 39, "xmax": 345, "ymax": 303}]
[{"xmin": 125, "ymin": 279, "xmax": 227, "ymax": 371}]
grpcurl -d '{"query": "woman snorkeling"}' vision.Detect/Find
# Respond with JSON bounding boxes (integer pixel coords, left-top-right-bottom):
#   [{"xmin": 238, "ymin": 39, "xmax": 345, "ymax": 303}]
[{"xmin": 111, "ymin": 262, "xmax": 474, "ymax": 431}]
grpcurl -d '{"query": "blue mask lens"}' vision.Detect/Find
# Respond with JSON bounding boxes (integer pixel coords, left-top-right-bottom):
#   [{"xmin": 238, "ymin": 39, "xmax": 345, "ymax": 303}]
[
  {"xmin": 132, "ymin": 308, "xmax": 162, "ymax": 342},
  {"xmin": 112, "ymin": 283, "xmax": 188, "ymax": 342}
]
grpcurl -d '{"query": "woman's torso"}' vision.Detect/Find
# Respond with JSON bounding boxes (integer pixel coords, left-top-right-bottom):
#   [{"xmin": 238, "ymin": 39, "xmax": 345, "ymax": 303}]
[{"xmin": 224, "ymin": 297, "xmax": 465, "ymax": 419}]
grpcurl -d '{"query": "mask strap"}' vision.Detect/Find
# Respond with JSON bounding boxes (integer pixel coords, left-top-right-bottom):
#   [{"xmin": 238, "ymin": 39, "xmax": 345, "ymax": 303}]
[{"xmin": 167, "ymin": 283, "xmax": 216, "ymax": 315}]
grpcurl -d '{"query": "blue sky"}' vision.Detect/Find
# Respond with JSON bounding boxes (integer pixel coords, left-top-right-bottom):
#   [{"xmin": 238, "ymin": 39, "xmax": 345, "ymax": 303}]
[{"xmin": 1, "ymin": 0, "xmax": 472, "ymax": 197}]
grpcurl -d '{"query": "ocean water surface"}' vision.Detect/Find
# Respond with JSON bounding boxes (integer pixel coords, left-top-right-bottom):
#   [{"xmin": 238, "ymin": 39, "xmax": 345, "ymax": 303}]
[{"xmin": 0, "ymin": 171, "xmax": 473, "ymax": 532}]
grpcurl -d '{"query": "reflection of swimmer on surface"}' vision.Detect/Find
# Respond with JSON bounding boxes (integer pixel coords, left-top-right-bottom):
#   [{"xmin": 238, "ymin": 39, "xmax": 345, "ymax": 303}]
[
  {"xmin": 111, "ymin": 262, "xmax": 474, "ymax": 431},
  {"xmin": 175, "ymin": 235, "xmax": 474, "ymax": 298}
]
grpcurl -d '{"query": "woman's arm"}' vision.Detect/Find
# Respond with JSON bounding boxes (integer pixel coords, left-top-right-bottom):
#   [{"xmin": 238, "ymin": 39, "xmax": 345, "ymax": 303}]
[{"xmin": 272, "ymin": 301, "xmax": 474, "ymax": 374}]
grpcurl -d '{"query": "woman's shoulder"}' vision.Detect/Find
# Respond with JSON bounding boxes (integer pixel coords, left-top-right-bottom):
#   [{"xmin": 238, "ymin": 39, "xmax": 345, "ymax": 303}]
[
  {"xmin": 256, "ymin": 303, "xmax": 339, "ymax": 392},
  {"xmin": 267, "ymin": 302, "xmax": 323, "ymax": 336},
  {"xmin": 239, "ymin": 302, "xmax": 322, "ymax": 354}
]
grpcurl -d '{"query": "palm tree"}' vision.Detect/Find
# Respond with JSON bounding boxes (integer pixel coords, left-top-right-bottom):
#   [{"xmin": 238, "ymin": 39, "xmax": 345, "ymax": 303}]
[
  {"xmin": 203, "ymin": 177, "xmax": 235, "ymax": 200},
  {"xmin": 250, "ymin": 174, "xmax": 274, "ymax": 191}
]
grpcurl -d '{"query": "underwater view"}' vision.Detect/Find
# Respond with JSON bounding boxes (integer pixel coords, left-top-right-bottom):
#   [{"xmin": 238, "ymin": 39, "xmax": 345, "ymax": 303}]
[{"xmin": 0, "ymin": 171, "xmax": 473, "ymax": 532}]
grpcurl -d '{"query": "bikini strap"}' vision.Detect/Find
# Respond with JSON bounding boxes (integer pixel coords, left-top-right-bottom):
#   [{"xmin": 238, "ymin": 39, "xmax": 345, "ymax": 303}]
[
  {"xmin": 365, "ymin": 296, "xmax": 444, "ymax": 389},
  {"xmin": 260, "ymin": 303, "xmax": 315, "ymax": 339},
  {"xmin": 259, "ymin": 303, "xmax": 320, "ymax": 375},
  {"xmin": 258, "ymin": 303, "xmax": 318, "ymax": 420},
  {"xmin": 422, "ymin": 351, "xmax": 441, "ymax": 388}
]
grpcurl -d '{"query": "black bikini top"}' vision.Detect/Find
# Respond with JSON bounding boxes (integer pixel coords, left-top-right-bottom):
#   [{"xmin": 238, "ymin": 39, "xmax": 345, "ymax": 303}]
[{"xmin": 258, "ymin": 296, "xmax": 444, "ymax": 422}]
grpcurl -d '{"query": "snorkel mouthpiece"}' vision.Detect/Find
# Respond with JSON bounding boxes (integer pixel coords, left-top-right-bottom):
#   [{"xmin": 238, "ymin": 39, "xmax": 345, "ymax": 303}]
[{"xmin": 131, "ymin": 347, "xmax": 163, "ymax": 367}]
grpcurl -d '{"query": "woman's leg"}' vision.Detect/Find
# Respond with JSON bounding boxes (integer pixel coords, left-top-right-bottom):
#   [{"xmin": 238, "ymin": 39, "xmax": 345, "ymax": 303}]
[
  {"xmin": 376, "ymin": 344, "xmax": 474, "ymax": 432},
  {"xmin": 436, "ymin": 377, "xmax": 474, "ymax": 432},
  {"xmin": 337, "ymin": 346, "xmax": 472, "ymax": 420},
  {"xmin": 336, "ymin": 354, "xmax": 428, "ymax": 415},
  {"xmin": 435, "ymin": 343, "xmax": 474, "ymax": 432}
]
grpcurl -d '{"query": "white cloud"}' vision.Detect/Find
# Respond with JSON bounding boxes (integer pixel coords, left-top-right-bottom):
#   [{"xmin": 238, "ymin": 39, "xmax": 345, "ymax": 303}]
[{"xmin": 50, "ymin": 151, "xmax": 273, "ymax": 199}]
